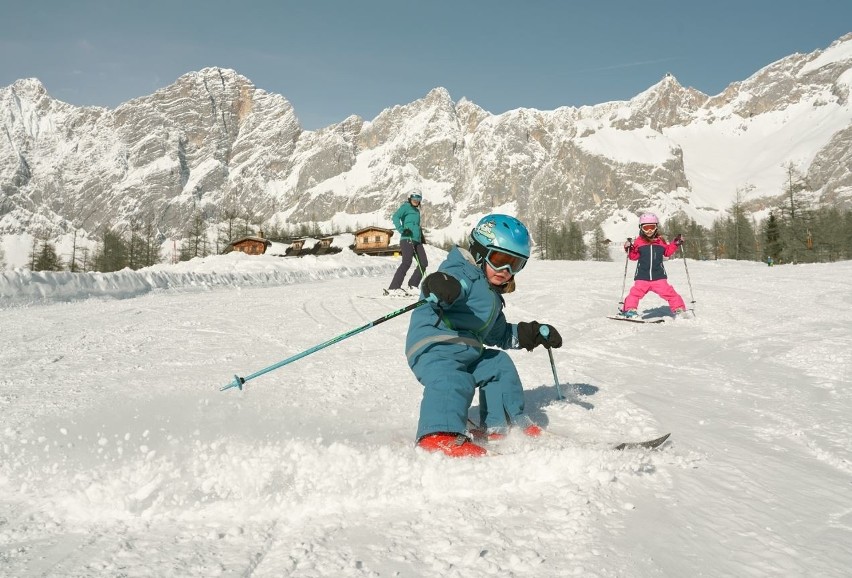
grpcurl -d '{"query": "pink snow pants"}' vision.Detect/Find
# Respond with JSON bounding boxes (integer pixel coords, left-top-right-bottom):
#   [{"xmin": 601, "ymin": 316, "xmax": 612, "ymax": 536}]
[{"xmin": 624, "ymin": 279, "xmax": 686, "ymax": 313}]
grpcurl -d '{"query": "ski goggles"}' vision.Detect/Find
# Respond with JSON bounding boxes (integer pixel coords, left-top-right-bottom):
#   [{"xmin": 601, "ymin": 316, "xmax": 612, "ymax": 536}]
[
  {"xmin": 641, "ymin": 224, "xmax": 657, "ymax": 233},
  {"xmin": 486, "ymin": 249, "xmax": 527, "ymax": 275}
]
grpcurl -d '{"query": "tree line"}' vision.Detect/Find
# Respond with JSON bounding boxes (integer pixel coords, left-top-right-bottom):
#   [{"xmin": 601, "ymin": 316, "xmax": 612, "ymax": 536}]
[
  {"xmin": 19, "ymin": 183, "xmax": 852, "ymax": 272},
  {"xmin": 524, "ymin": 203, "xmax": 852, "ymax": 265},
  {"xmin": 27, "ymin": 219, "xmax": 165, "ymax": 273},
  {"xmin": 23, "ymin": 210, "xmax": 338, "ymax": 272}
]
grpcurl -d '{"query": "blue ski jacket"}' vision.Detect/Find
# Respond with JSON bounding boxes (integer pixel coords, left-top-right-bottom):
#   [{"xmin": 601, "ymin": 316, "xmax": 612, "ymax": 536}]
[{"xmin": 405, "ymin": 246, "xmax": 519, "ymax": 364}]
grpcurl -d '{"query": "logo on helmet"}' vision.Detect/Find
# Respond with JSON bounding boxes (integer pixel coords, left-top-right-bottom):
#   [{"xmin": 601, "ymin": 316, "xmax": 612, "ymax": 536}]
[{"xmin": 473, "ymin": 219, "xmax": 497, "ymax": 243}]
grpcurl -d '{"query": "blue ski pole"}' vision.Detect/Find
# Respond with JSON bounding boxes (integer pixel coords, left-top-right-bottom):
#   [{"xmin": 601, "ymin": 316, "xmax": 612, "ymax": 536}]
[
  {"xmin": 221, "ymin": 299, "xmax": 428, "ymax": 391},
  {"xmin": 539, "ymin": 325, "xmax": 566, "ymax": 401}
]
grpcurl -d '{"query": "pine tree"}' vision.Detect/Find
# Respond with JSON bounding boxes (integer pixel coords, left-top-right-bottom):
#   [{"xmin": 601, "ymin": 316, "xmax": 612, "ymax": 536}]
[
  {"xmin": 552, "ymin": 222, "xmax": 568, "ymax": 259},
  {"xmin": 535, "ymin": 217, "xmax": 551, "ymax": 259},
  {"xmin": 0, "ymin": 242, "xmax": 6, "ymax": 270},
  {"xmin": 726, "ymin": 188, "xmax": 757, "ymax": 260},
  {"xmin": 710, "ymin": 220, "xmax": 727, "ymax": 259},
  {"xmin": 93, "ymin": 227, "xmax": 129, "ymax": 272},
  {"xmin": 590, "ymin": 226, "xmax": 612, "ymax": 261},
  {"xmin": 662, "ymin": 215, "xmax": 709, "ymax": 260},
  {"xmin": 781, "ymin": 162, "xmax": 809, "ymax": 221},
  {"xmin": 127, "ymin": 219, "xmax": 143, "ymax": 269},
  {"xmin": 220, "ymin": 190, "xmax": 242, "ymax": 243},
  {"xmin": 32, "ymin": 239, "xmax": 64, "ymax": 271},
  {"xmin": 811, "ymin": 207, "xmax": 845, "ymax": 262},
  {"xmin": 844, "ymin": 211, "xmax": 852, "ymax": 260},
  {"xmin": 764, "ymin": 212, "xmax": 783, "ymax": 262},
  {"xmin": 565, "ymin": 221, "xmax": 586, "ymax": 260},
  {"xmin": 140, "ymin": 218, "xmax": 164, "ymax": 267},
  {"xmin": 180, "ymin": 212, "xmax": 209, "ymax": 261},
  {"xmin": 68, "ymin": 230, "xmax": 81, "ymax": 272},
  {"xmin": 78, "ymin": 246, "xmax": 91, "ymax": 272}
]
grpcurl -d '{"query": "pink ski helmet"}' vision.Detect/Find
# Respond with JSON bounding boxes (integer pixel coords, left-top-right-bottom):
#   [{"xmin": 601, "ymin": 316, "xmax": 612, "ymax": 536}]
[{"xmin": 639, "ymin": 213, "xmax": 659, "ymax": 225}]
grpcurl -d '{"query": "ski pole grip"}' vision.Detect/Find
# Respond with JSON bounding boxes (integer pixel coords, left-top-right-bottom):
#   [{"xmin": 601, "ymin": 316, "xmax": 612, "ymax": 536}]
[{"xmin": 539, "ymin": 325, "xmax": 550, "ymax": 338}]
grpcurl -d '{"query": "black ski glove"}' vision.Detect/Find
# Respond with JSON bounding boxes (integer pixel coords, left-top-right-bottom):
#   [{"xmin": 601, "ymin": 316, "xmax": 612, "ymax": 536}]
[
  {"xmin": 402, "ymin": 228, "xmax": 413, "ymax": 237},
  {"xmin": 673, "ymin": 234, "xmax": 684, "ymax": 246},
  {"xmin": 517, "ymin": 321, "xmax": 563, "ymax": 351},
  {"xmin": 623, "ymin": 237, "xmax": 633, "ymax": 252},
  {"xmin": 422, "ymin": 272, "xmax": 462, "ymax": 305}
]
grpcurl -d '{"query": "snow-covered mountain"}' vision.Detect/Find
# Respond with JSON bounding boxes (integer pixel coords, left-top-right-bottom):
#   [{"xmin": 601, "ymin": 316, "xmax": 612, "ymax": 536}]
[{"xmin": 2, "ymin": 33, "xmax": 852, "ymax": 259}]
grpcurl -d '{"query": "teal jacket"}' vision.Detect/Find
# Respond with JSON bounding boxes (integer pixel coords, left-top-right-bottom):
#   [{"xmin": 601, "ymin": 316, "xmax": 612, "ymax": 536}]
[
  {"xmin": 392, "ymin": 201, "xmax": 422, "ymax": 243},
  {"xmin": 405, "ymin": 247, "xmax": 519, "ymax": 364}
]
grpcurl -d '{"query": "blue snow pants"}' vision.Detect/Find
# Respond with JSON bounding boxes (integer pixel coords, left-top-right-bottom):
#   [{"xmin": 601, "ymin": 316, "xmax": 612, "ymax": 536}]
[{"xmin": 411, "ymin": 342, "xmax": 528, "ymax": 440}]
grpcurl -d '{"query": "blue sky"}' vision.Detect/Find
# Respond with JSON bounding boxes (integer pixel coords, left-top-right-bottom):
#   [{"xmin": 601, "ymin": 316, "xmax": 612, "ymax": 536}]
[{"xmin": 2, "ymin": 1, "xmax": 850, "ymax": 130}]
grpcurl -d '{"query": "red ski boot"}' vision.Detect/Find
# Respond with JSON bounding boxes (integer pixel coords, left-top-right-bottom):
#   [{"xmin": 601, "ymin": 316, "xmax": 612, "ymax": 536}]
[
  {"xmin": 417, "ymin": 433, "xmax": 487, "ymax": 458},
  {"xmin": 522, "ymin": 424, "xmax": 543, "ymax": 437}
]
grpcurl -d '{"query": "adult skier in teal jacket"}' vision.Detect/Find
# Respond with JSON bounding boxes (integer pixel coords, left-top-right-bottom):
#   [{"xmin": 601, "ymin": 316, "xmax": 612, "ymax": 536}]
[
  {"xmin": 386, "ymin": 191, "xmax": 428, "ymax": 295},
  {"xmin": 405, "ymin": 214, "xmax": 563, "ymax": 457}
]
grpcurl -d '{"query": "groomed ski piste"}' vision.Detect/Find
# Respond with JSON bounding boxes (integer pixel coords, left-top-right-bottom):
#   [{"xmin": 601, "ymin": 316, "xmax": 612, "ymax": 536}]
[{"xmin": 2, "ymin": 244, "xmax": 851, "ymax": 577}]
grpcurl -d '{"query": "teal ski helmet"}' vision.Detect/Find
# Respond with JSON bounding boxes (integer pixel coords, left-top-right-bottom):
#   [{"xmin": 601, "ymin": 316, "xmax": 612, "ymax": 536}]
[{"xmin": 469, "ymin": 214, "xmax": 531, "ymax": 275}]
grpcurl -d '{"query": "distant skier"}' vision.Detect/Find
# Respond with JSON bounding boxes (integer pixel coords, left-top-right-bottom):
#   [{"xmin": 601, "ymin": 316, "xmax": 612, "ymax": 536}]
[
  {"xmin": 385, "ymin": 191, "xmax": 428, "ymax": 296},
  {"xmin": 406, "ymin": 214, "xmax": 563, "ymax": 457},
  {"xmin": 619, "ymin": 212, "xmax": 687, "ymax": 318}
]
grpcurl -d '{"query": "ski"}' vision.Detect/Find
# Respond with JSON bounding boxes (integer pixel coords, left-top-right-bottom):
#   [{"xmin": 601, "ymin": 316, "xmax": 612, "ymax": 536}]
[
  {"xmin": 471, "ymin": 424, "xmax": 671, "ymax": 453},
  {"xmin": 357, "ymin": 293, "xmax": 417, "ymax": 300},
  {"xmin": 613, "ymin": 432, "xmax": 670, "ymax": 450},
  {"xmin": 413, "ymin": 431, "xmax": 671, "ymax": 457},
  {"xmin": 607, "ymin": 315, "xmax": 666, "ymax": 324},
  {"xmin": 358, "ymin": 296, "xmax": 416, "ymax": 300}
]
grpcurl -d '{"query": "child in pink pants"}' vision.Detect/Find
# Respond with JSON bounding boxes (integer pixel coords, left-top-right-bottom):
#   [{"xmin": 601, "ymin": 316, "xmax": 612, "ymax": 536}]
[{"xmin": 621, "ymin": 213, "xmax": 686, "ymax": 316}]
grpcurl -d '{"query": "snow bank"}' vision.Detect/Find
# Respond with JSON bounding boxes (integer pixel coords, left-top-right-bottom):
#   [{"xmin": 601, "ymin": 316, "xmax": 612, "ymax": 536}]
[{"xmin": 0, "ymin": 250, "xmax": 400, "ymax": 307}]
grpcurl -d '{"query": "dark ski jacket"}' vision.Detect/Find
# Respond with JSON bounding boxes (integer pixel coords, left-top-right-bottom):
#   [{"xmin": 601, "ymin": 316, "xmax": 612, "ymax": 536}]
[{"xmin": 628, "ymin": 236, "xmax": 679, "ymax": 281}]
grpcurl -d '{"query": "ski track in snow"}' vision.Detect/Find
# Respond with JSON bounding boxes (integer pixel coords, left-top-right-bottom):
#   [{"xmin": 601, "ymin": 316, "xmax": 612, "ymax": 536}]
[{"xmin": 1, "ymin": 256, "xmax": 852, "ymax": 576}]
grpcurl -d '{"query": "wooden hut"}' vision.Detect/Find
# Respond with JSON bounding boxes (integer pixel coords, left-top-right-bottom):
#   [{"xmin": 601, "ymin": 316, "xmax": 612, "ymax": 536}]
[
  {"xmin": 311, "ymin": 236, "xmax": 340, "ymax": 256},
  {"xmin": 285, "ymin": 237, "xmax": 307, "ymax": 257},
  {"xmin": 353, "ymin": 227, "xmax": 398, "ymax": 256},
  {"xmin": 224, "ymin": 235, "xmax": 272, "ymax": 255}
]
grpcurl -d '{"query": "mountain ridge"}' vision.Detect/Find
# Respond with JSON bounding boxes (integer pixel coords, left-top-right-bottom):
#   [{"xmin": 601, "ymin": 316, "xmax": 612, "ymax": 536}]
[{"xmin": 2, "ymin": 33, "xmax": 851, "ymax": 259}]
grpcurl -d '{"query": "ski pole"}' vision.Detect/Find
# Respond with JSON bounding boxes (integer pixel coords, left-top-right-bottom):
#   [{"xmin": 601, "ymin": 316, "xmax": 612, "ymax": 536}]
[
  {"xmin": 618, "ymin": 237, "xmax": 632, "ymax": 310},
  {"xmin": 539, "ymin": 325, "xmax": 566, "ymax": 401},
  {"xmin": 412, "ymin": 243, "xmax": 427, "ymax": 282},
  {"xmin": 221, "ymin": 299, "xmax": 428, "ymax": 391},
  {"xmin": 680, "ymin": 244, "xmax": 696, "ymax": 310}
]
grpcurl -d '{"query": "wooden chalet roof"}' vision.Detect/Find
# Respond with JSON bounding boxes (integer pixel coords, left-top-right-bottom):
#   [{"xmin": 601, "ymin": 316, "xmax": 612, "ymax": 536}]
[
  {"xmin": 354, "ymin": 226, "xmax": 395, "ymax": 236},
  {"xmin": 225, "ymin": 236, "xmax": 272, "ymax": 250}
]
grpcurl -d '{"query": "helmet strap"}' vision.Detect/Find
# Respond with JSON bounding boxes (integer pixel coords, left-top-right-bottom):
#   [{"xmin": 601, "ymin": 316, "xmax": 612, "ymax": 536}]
[{"xmin": 469, "ymin": 240, "xmax": 488, "ymax": 265}]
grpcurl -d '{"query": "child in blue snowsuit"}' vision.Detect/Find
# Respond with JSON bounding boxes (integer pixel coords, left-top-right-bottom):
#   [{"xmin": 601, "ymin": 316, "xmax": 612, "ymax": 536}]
[{"xmin": 405, "ymin": 214, "xmax": 563, "ymax": 457}]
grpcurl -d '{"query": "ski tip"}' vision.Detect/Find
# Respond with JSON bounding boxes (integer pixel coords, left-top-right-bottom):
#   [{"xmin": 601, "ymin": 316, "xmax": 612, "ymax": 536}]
[{"xmin": 613, "ymin": 432, "xmax": 671, "ymax": 451}]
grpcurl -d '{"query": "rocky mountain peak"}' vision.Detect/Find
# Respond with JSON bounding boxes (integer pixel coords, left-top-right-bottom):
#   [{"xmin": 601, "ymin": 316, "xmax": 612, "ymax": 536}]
[
  {"xmin": 1, "ymin": 34, "xmax": 851, "ymax": 252},
  {"xmin": 615, "ymin": 73, "xmax": 708, "ymax": 130}
]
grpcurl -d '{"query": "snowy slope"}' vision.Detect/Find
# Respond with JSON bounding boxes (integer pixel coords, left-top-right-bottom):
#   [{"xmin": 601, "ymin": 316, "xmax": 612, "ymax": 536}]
[{"xmin": 1, "ymin": 250, "xmax": 851, "ymax": 577}]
